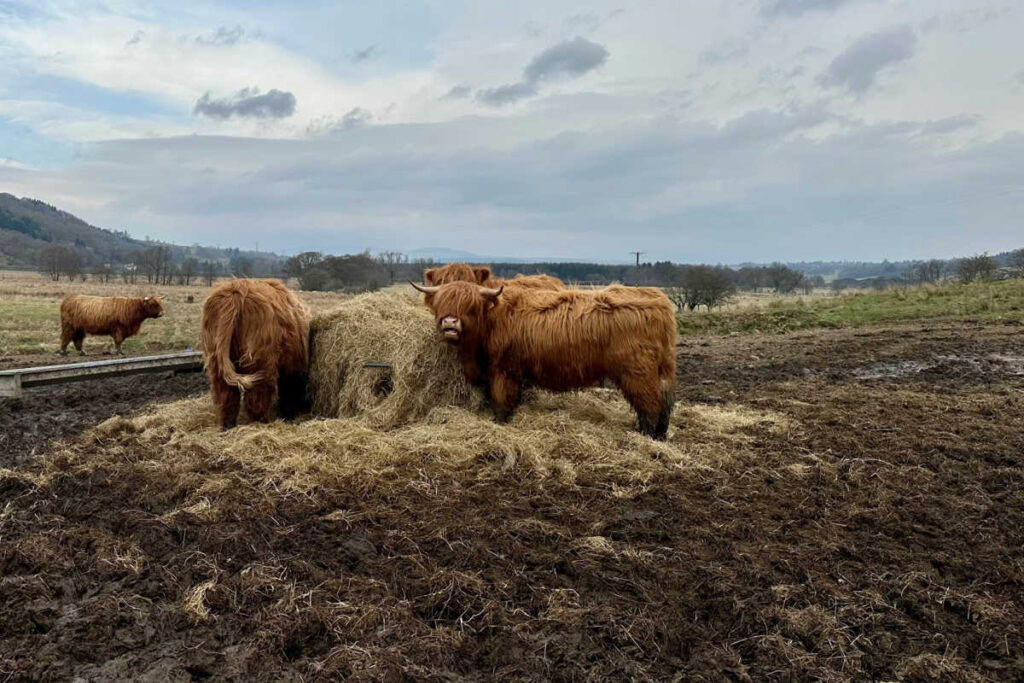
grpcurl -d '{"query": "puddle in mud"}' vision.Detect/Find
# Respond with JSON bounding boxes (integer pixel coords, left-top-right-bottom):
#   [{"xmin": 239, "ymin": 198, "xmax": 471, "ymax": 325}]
[{"xmin": 852, "ymin": 354, "xmax": 1024, "ymax": 380}]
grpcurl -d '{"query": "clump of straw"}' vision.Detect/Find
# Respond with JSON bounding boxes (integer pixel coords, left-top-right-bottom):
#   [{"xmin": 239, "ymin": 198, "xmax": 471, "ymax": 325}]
[{"xmin": 308, "ymin": 290, "xmax": 483, "ymax": 428}]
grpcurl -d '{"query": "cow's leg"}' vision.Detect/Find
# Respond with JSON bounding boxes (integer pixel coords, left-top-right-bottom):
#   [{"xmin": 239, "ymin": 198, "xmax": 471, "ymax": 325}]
[
  {"xmin": 72, "ymin": 331, "xmax": 86, "ymax": 356},
  {"xmin": 60, "ymin": 325, "xmax": 74, "ymax": 355},
  {"xmin": 111, "ymin": 326, "xmax": 125, "ymax": 355},
  {"xmin": 489, "ymin": 372, "xmax": 521, "ymax": 423},
  {"xmin": 277, "ymin": 371, "xmax": 309, "ymax": 421},
  {"xmin": 212, "ymin": 378, "xmax": 241, "ymax": 430},
  {"xmin": 619, "ymin": 370, "xmax": 669, "ymax": 440},
  {"xmin": 243, "ymin": 378, "xmax": 276, "ymax": 424}
]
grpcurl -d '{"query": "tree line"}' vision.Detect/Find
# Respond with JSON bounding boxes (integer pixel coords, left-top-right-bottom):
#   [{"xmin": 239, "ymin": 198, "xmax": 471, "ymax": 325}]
[
  {"xmin": 40, "ymin": 242, "xmax": 1024, "ymax": 312},
  {"xmin": 37, "ymin": 244, "xmax": 272, "ymax": 285}
]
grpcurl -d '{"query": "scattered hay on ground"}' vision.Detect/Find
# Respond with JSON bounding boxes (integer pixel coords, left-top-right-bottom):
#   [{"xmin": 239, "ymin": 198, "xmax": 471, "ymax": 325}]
[
  {"xmin": 67, "ymin": 389, "xmax": 794, "ymax": 501},
  {"xmin": 308, "ymin": 289, "xmax": 482, "ymax": 428}
]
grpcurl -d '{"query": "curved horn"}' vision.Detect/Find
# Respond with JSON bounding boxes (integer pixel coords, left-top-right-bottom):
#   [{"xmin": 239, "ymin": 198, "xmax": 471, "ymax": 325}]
[
  {"xmin": 478, "ymin": 285, "xmax": 503, "ymax": 300},
  {"xmin": 409, "ymin": 280, "xmax": 441, "ymax": 295}
]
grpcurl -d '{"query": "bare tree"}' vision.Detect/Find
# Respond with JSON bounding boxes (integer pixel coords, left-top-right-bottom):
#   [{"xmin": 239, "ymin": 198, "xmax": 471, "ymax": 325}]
[
  {"xmin": 765, "ymin": 263, "xmax": 805, "ymax": 294},
  {"xmin": 800, "ymin": 274, "xmax": 826, "ymax": 294},
  {"xmin": 179, "ymin": 257, "xmax": 199, "ymax": 286},
  {"xmin": 284, "ymin": 251, "xmax": 323, "ymax": 284},
  {"xmin": 669, "ymin": 265, "xmax": 736, "ymax": 311},
  {"xmin": 374, "ymin": 251, "xmax": 408, "ymax": 283},
  {"xmin": 957, "ymin": 253, "xmax": 997, "ymax": 283},
  {"xmin": 92, "ymin": 262, "xmax": 115, "ymax": 283},
  {"xmin": 914, "ymin": 259, "xmax": 946, "ymax": 283},
  {"xmin": 1008, "ymin": 248, "xmax": 1024, "ymax": 278},
  {"xmin": 39, "ymin": 246, "xmax": 63, "ymax": 281},
  {"xmin": 202, "ymin": 260, "xmax": 220, "ymax": 287},
  {"xmin": 230, "ymin": 257, "xmax": 254, "ymax": 278},
  {"xmin": 38, "ymin": 246, "xmax": 81, "ymax": 282}
]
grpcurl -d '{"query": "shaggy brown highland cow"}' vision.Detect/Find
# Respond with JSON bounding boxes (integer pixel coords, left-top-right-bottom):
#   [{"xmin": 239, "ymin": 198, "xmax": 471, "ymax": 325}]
[
  {"xmin": 59, "ymin": 294, "xmax": 164, "ymax": 355},
  {"xmin": 200, "ymin": 279, "xmax": 311, "ymax": 429},
  {"xmin": 412, "ymin": 280, "xmax": 677, "ymax": 439}
]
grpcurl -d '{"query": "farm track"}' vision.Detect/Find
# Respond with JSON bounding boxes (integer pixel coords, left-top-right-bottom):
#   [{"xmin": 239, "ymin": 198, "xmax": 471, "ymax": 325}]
[{"xmin": 1, "ymin": 320, "xmax": 1023, "ymax": 680}]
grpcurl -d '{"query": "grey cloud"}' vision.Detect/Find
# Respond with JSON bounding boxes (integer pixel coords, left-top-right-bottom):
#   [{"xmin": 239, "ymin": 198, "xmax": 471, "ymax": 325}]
[
  {"xmin": 819, "ymin": 25, "xmax": 917, "ymax": 94},
  {"xmin": 125, "ymin": 30, "xmax": 144, "ymax": 47},
  {"xmin": 1015, "ymin": 69, "xmax": 1024, "ymax": 86},
  {"xmin": 763, "ymin": 0, "xmax": 866, "ymax": 17},
  {"xmin": 340, "ymin": 107, "xmax": 372, "ymax": 129},
  {"xmin": 193, "ymin": 87, "xmax": 296, "ymax": 119},
  {"xmin": 475, "ymin": 37, "xmax": 609, "ymax": 108},
  {"xmin": 196, "ymin": 25, "xmax": 251, "ymax": 46},
  {"xmin": 523, "ymin": 37, "xmax": 609, "ymax": 83},
  {"xmin": 352, "ymin": 43, "xmax": 379, "ymax": 63},
  {"xmin": 919, "ymin": 114, "xmax": 981, "ymax": 135},
  {"xmin": 441, "ymin": 85, "xmax": 472, "ymax": 100},
  {"xmin": 306, "ymin": 108, "xmax": 373, "ymax": 135},
  {"xmin": 476, "ymin": 82, "xmax": 539, "ymax": 107}
]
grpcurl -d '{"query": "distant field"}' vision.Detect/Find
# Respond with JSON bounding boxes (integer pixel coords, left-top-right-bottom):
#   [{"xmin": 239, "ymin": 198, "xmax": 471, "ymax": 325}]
[
  {"xmin": 4, "ymin": 269, "xmax": 1023, "ymax": 356},
  {"xmin": 0, "ymin": 270, "xmax": 349, "ymax": 356},
  {"xmin": 678, "ymin": 278, "xmax": 1024, "ymax": 335}
]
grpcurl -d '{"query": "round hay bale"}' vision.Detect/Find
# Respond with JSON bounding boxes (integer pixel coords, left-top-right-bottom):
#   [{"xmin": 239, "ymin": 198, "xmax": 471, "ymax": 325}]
[{"xmin": 308, "ymin": 289, "xmax": 483, "ymax": 428}]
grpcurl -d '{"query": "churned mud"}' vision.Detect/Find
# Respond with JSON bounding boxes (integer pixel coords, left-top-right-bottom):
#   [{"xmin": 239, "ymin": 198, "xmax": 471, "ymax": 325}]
[{"xmin": 1, "ymin": 320, "xmax": 1022, "ymax": 681}]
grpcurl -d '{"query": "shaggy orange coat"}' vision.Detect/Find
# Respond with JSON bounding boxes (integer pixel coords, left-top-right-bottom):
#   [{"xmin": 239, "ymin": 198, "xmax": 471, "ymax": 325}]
[
  {"xmin": 424, "ymin": 263, "xmax": 563, "ymax": 291},
  {"xmin": 200, "ymin": 279, "xmax": 311, "ymax": 429},
  {"xmin": 59, "ymin": 294, "xmax": 164, "ymax": 355},
  {"xmin": 417, "ymin": 281, "xmax": 677, "ymax": 439}
]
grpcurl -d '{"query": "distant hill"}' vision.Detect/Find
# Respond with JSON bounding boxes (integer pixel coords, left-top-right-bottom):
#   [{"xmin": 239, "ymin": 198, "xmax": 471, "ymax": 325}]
[{"xmin": 0, "ymin": 193, "xmax": 281, "ymax": 271}]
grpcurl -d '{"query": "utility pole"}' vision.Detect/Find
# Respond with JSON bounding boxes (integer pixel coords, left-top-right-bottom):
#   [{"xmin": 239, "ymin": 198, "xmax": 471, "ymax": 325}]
[{"xmin": 629, "ymin": 251, "xmax": 645, "ymax": 267}]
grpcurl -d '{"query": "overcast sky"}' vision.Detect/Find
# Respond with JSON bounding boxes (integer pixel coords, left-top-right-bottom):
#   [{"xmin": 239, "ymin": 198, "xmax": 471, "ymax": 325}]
[{"xmin": 1, "ymin": 0, "xmax": 1022, "ymax": 263}]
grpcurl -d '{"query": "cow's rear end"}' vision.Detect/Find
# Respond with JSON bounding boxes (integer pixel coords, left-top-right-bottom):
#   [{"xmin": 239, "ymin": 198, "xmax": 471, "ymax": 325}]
[{"xmin": 200, "ymin": 279, "xmax": 310, "ymax": 429}]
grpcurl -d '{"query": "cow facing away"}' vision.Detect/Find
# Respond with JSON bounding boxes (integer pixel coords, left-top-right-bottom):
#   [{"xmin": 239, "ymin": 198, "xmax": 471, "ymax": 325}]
[
  {"xmin": 411, "ymin": 281, "xmax": 677, "ymax": 439},
  {"xmin": 59, "ymin": 294, "xmax": 164, "ymax": 355},
  {"xmin": 424, "ymin": 263, "xmax": 564, "ymax": 291},
  {"xmin": 200, "ymin": 279, "xmax": 311, "ymax": 429}
]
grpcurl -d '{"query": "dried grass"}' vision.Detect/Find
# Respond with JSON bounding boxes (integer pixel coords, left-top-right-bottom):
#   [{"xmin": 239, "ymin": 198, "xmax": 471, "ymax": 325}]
[
  {"xmin": 72, "ymin": 388, "xmax": 793, "ymax": 501},
  {"xmin": 308, "ymin": 289, "xmax": 482, "ymax": 428}
]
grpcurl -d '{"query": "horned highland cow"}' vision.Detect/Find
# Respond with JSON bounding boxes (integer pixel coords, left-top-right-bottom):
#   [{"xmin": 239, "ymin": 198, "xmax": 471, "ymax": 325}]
[
  {"xmin": 200, "ymin": 279, "xmax": 311, "ymax": 429},
  {"xmin": 411, "ymin": 280, "xmax": 677, "ymax": 439},
  {"xmin": 59, "ymin": 294, "xmax": 164, "ymax": 355}
]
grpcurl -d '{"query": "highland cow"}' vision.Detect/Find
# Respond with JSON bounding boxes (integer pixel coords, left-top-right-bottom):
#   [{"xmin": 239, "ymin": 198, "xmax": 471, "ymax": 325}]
[
  {"xmin": 59, "ymin": 294, "xmax": 164, "ymax": 355},
  {"xmin": 411, "ymin": 280, "xmax": 677, "ymax": 439},
  {"xmin": 200, "ymin": 279, "xmax": 311, "ymax": 429},
  {"xmin": 424, "ymin": 263, "xmax": 563, "ymax": 291}
]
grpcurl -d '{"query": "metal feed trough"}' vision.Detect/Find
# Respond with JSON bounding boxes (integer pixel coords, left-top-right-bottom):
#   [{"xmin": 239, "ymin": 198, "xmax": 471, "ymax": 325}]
[{"xmin": 0, "ymin": 351, "xmax": 204, "ymax": 398}]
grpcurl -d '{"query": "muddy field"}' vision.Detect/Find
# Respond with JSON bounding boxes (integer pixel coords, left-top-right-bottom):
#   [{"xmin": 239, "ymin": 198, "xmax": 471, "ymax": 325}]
[{"xmin": 1, "ymin": 320, "xmax": 1022, "ymax": 681}]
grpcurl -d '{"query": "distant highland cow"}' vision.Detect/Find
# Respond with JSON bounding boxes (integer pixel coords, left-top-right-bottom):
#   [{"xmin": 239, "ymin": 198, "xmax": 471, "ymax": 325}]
[
  {"xmin": 59, "ymin": 294, "xmax": 164, "ymax": 355},
  {"xmin": 200, "ymin": 279, "xmax": 311, "ymax": 429},
  {"xmin": 412, "ymin": 280, "xmax": 677, "ymax": 439}
]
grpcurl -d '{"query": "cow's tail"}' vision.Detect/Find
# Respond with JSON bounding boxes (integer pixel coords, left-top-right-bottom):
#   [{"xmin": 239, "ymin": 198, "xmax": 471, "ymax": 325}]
[{"xmin": 208, "ymin": 289, "xmax": 263, "ymax": 391}]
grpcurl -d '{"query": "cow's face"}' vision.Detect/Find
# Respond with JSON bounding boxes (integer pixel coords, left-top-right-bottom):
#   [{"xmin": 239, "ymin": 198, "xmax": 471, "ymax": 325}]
[
  {"xmin": 410, "ymin": 281, "xmax": 502, "ymax": 344},
  {"xmin": 142, "ymin": 296, "xmax": 164, "ymax": 318}
]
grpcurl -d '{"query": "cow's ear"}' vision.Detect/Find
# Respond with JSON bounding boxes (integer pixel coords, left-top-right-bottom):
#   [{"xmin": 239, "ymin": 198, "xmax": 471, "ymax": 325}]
[
  {"xmin": 424, "ymin": 268, "xmax": 438, "ymax": 285},
  {"xmin": 473, "ymin": 267, "xmax": 492, "ymax": 284}
]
